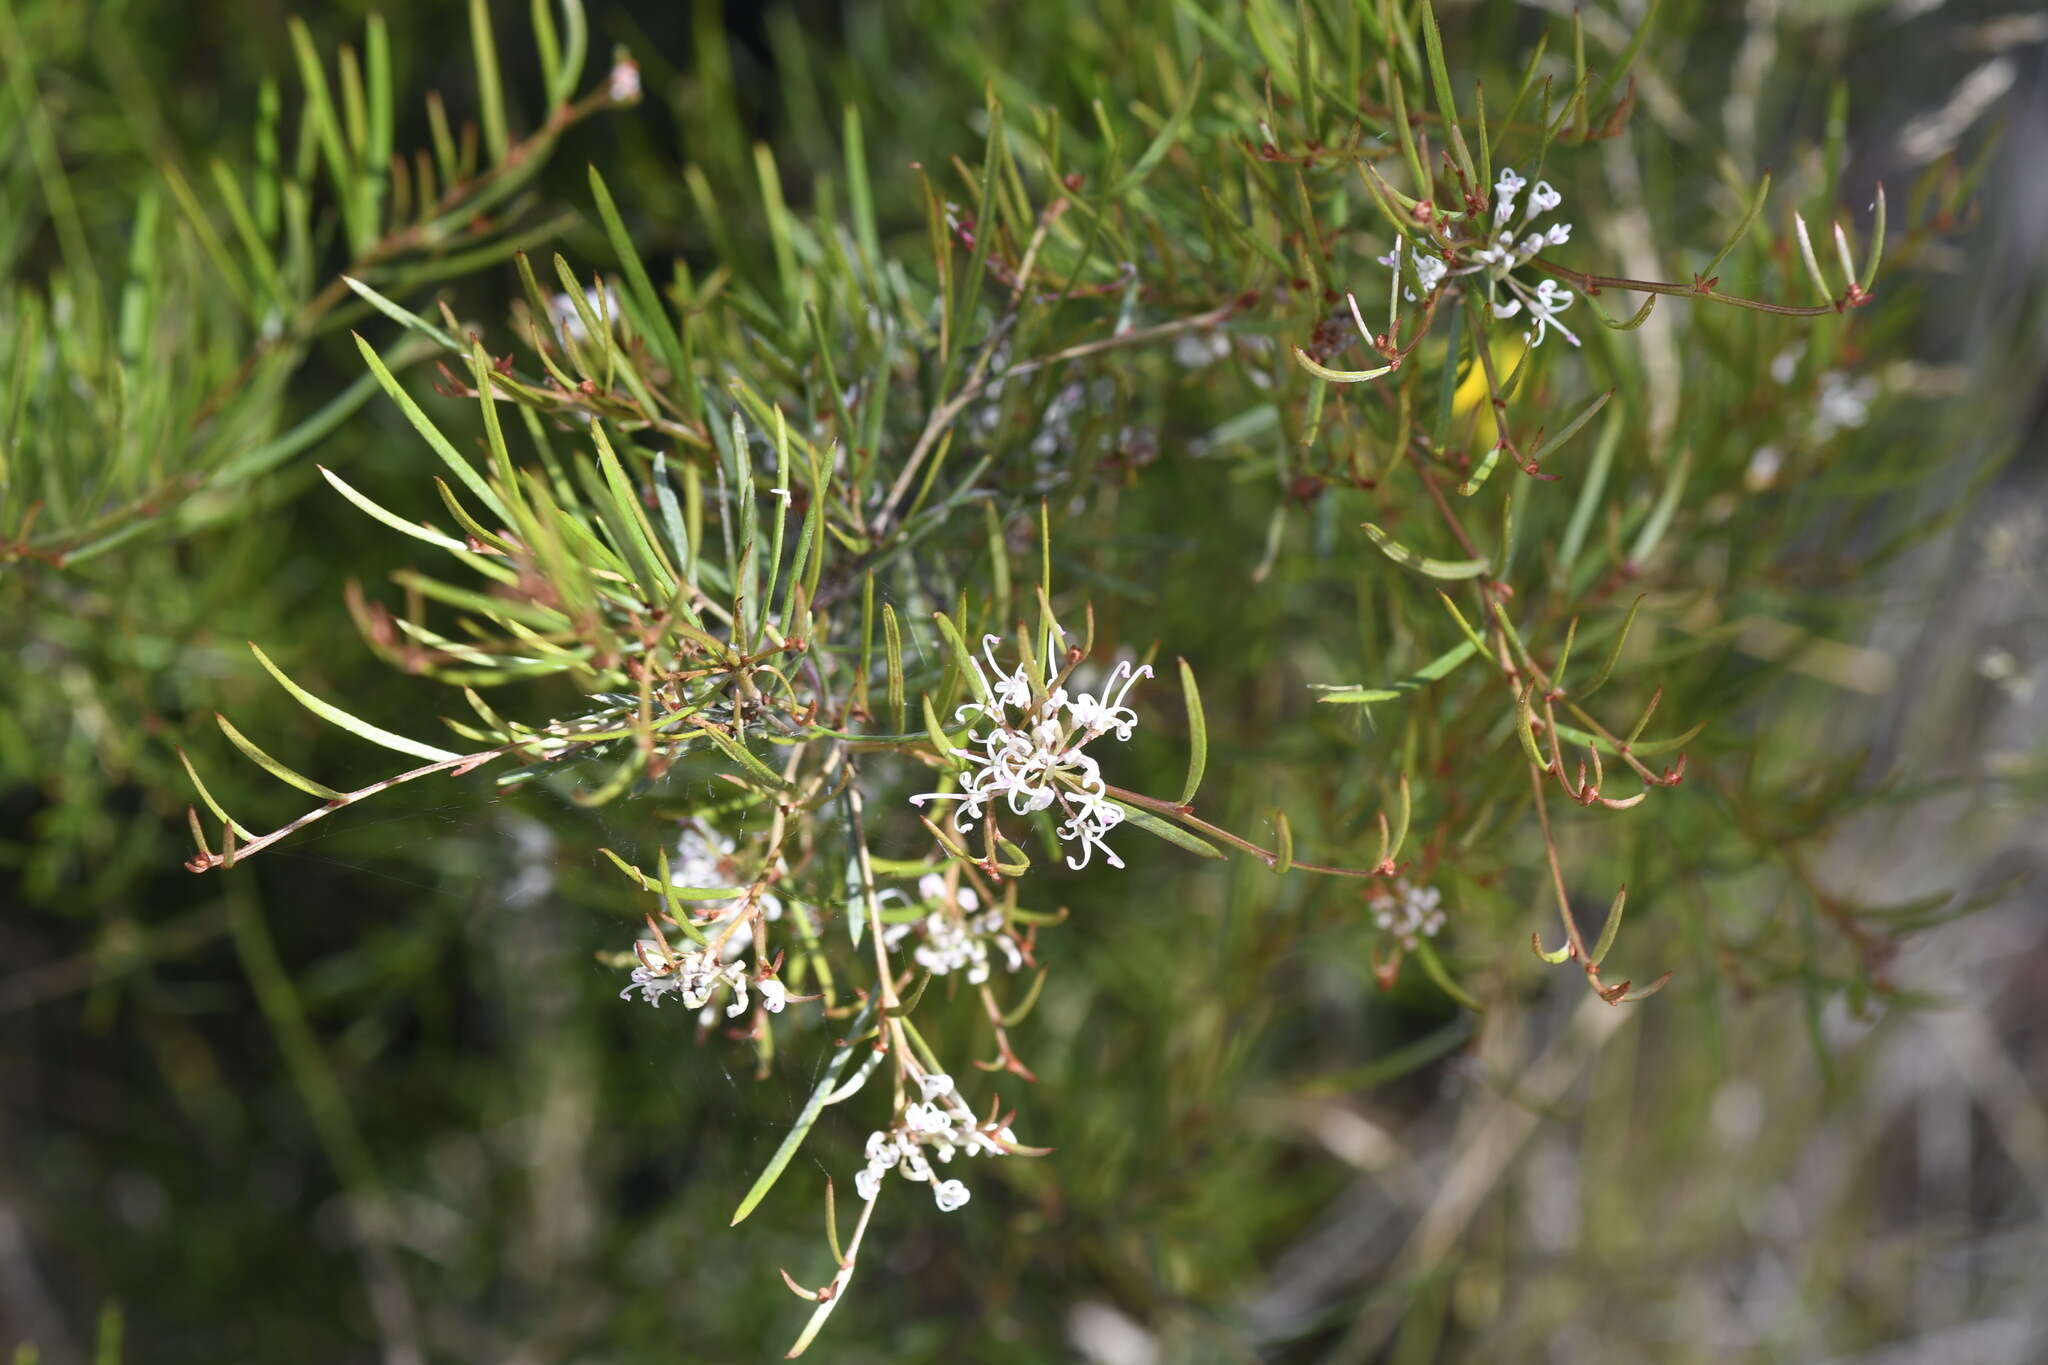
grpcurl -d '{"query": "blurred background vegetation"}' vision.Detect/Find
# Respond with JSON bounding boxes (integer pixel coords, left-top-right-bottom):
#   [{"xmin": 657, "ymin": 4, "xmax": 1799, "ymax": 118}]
[{"xmin": 4, "ymin": 0, "xmax": 2046, "ymax": 1361}]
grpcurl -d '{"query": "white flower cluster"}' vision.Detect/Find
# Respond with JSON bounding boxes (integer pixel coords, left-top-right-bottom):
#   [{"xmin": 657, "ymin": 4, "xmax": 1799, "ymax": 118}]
[
  {"xmin": 853, "ymin": 1073, "xmax": 1016, "ymax": 1212},
  {"xmin": 617, "ymin": 825, "xmax": 787, "ymax": 1016},
  {"xmin": 909, "ymin": 629, "xmax": 1151, "ymax": 871},
  {"xmin": 1771, "ymin": 346, "xmax": 1879, "ymax": 441},
  {"xmin": 882, "ymin": 872, "xmax": 1024, "ymax": 983},
  {"xmin": 1811, "ymin": 371, "xmax": 1878, "ymax": 440},
  {"xmin": 1370, "ymin": 879, "xmax": 1446, "ymax": 950},
  {"xmin": 669, "ymin": 825, "xmax": 785, "ymax": 926},
  {"xmin": 618, "ymin": 935, "xmax": 787, "ymax": 1015},
  {"xmin": 1376, "ymin": 167, "xmax": 1578, "ymax": 348}
]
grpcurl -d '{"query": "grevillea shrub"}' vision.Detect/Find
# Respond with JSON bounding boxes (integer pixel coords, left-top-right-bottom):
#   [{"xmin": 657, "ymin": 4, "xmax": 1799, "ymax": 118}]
[{"xmin": 9, "ymin": 0, "xmax": 2013, "ymax": 1356}]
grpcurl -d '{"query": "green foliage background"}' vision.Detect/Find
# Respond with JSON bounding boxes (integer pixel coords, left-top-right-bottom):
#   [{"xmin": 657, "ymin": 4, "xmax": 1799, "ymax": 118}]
[{"xmin": 5, "ymin": 0, "xmax": 2046, "ymax": 1361}]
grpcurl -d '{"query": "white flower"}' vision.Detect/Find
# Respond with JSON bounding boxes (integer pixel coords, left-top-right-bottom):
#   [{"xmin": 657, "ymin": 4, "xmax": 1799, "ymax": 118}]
[
  {"xmin": 1068, "ymin": 659, "xmax": 1148, "ymax": 741},
  {"xmin": 619, "ymin": 938, "xmax": 732, "ymax": 1010},
  {"xmin": 905, "ymin": 1102, "xmax": 953, "ymax": 1136},
  {"xmin": 918, "ymin": 872, "xmax": 980, "ymax": 914},
  {"xmin": 1173, "ymin": 330, "xmax": 1233, "ymax": 369},
  {"xmin": 668, "ymin": 824, "xmax": 784, "ymax": 943},
  {"xmin": 898, "ymin": 876, "xmax": 1023, "ymax": 983},
  {"xmin": 1380, "ymin": 166, "xmax": 1577, "ymax": 348},
  {"xmin": 1377, "ymin": 239, "xmax": 1448, "ymax": 301},
  {"xmin": 853, "ymin": 1092, "xmax": 1019, "ymax": 1209},
  {"xmin": 618, "ymin": 927, "xmax": 789, "ymax": 1019},
  {"xmin": 1493, "ymin": 168, "xmax": 1527, "ymax": 227},
  {"xmin": 1811, "ymin": 371, "xmax": 1877, "ymax": 439},
  {"xmin": 1055, "ymin": 794, "xmax": 1127, "ymax": 871},
  {"xmin": 1370, "ymin": 879, "xmax": 1448, "ymax": 950},
  {"xmin": 1522, "ymin": 278, "xmax": 1579, "ymax": 348},
  {"xmin": 619, "ymin": 960, "xmax": 687, "ymax": 1007},
  {"xmin": 909, "ymin": 626, "xmax": 1149, "ymax": 872},
  {"xmin": 1744, "ymin": 445, "xmax": 1784, "ymax": 492},
  {"xmin": 607, "ymin": 58, "xmax": 641, "ymax": 104},
  {"xmin": 671, "ymin": 825, "xmax": 735, "ymax": 892}
]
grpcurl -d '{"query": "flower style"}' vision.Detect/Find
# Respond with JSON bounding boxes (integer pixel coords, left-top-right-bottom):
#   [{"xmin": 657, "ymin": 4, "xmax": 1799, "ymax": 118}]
[
  {"xmin": 1370, "ymin": 878, "xmax": 1447, "ymax": 950},
  {"xmin": 852, "ymin": 1072, "xmax": 1018, "ymax": 1212},
  {"xmin": 1373, "ymin": 165, "xmax": 1580, "ymax": 348},
  {"xmin": 909, "ymin": 627, "xmax": 1151, "ymax": 871},
  {"xmin": 881, "ymin": 872, "xmax": 1026, "ymax": 983}
]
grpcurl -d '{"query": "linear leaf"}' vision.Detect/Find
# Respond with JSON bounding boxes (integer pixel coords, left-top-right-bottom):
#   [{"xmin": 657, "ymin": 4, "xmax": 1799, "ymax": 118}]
[
  {"xmin": 319, "ymin": 465, "xmax": 468, "ymax": 553},
  {"xmin": 353, "ymin": 332, "xmax": 512, "ymax": 523},
  {"xmin": 731, "ymin": 1000, "xmax": 878, "ymax": 1226},
  {"xmin": 1111, "ymin": 802, "xmax": 1225, "ymax": 859},
  {"xmin": 1176, "ymin": 657, "xmax": 1207, "ymax": 805},
  {"xmin": 1313, "ymin": 638, "xmax": 1478, "ymax": 703},
  {"xmin": 216, "ymin": 715, "xmax": 348, "ymax": 801},
  {"xmin": 250, "ymin": 643, "xmax": 461, "ymax": 762},
  {"xmin": 1362, "ymin": 522, "xmax": 1489, "ymax": 579}
]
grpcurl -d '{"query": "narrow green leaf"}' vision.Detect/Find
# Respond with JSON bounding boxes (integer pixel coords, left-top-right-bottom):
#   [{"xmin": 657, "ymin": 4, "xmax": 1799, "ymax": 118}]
[
  {"xmin": 1313, "ymin": 638, "xmax": 1478, "ymax": 703},
  {"xmin": 287, "ymin": 18, "xmax": 369, "ymax": 251},
  {"xmin": 250, "ymin": 643, "xmax": 461, "ymax": 762},
  {"xmin": 1701, "ymin": 172, "xmax": 1770, "ymax": 285},
  {"xmin": 1529, "ymin": 389, "xmax": 1613, "ymax": 467},
  {"xmin": 883, "ymin": 602, "xmax": 907, "ymax": 733},
  {"xmin": 216, "ymin": 715, "xmax": 347, "ymax": 801},
  {"xmin": 1293, "ymin": 348, "xmax": 1394, "ymax": 384},
  {"xmin": 353, "ymin": 331, "xmax": 512, "ymax": 524},
  {"xmin": 1580, "ymin": 595, "xmax": 1645, "ymax": 698},
  {"xmin": 470, "ymin": 0, "xmax": 510, "ymax": 164},
  {"xmin": 599, "ymin": 846, "xmax": 742, "ymax": 902},
  {"xmin": 931, "ymin": 611, "xmax": 987, "ymax": 707},
  {"xmin": 1107, "ymin": 56, "xmax": 1203, "ymax": 199},
  {"xmin": 1559, "ymin": 404, "xmax": 1624, "ymax": 572},
  {"xmin": 1362, "ymin": 522, "xmax": 1489, "ymax": 579},
  {"xmin": 341, "ymin": 275, "xmax": 462, "ymax": 350},
  {"xmin": 588, "ymin": 165, "xmax": 690, "ymax": 382},
  {"xmin": 1420, "ymin": 2, "xmax": 1477, "ymax": 184},
  {"xmin": 731, "ymin": 1000, "xmax": 878, "ymax": 1226},
  {"xmin": 1110, "ymin": 801, "xmax": 1225, "ymax": 859},
  {"xmin": 1627, "ymin": 447, "xmax": 1691, "ymax": 566},
  {"xmin": 1456, "ymin": 445, "xmax": 1502, "ymax": 497},
  {"xmin": 1176, "ymin": 658, "xmax": 1207, "ymax": 805},
  {"xmin": 318, "ymin": 465, "xmax": 468, "ymax": 553},
  {"xmin": 176, "ymin": 747, "xmax": 256, "ymax": 840},
  {"xmin": 696, "ymin": 722, "xmax": 795, "ymax": 793},
  {"xmin": 1412, "ymin": 938, "xmax": 1482, "ymax": 1010},
  {"xmin": 1589, "ymin": 884, "xmax": 1629, "ymax": 967}
]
